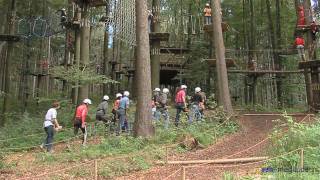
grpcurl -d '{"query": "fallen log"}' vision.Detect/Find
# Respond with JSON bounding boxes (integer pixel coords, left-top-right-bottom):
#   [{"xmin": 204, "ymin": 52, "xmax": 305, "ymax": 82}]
[{"xmin": 158, "ymin": 156, "xmax": 268, "ymax": 165}]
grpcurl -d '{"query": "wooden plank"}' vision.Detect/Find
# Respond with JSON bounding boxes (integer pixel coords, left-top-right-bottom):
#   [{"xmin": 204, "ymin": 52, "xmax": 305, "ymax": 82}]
[
  {"xmin": 298, "ymin": 60, "xmax": 320, "ymax": 69},
  {"xmin": 203, "ymin": 58, "xmax": 235, "ymax": 67},
  {"xmin": 0, "ymin": 34, "xmax": 20, "ymax": 42},
  {"xmin": 160, "ymin": 47, "xmax": 189, "ymax": 54},
  {"xmin": 149, "ymin": 32, "xmax": 169, "ymax": 41},
  {"xmin": 162, "ymin": 156, "xmax": 268, "ymax": 165},
  {"xmin": 203, "ymin": 22, "xmax": 229, "ymax": 33},
  {"xmin": 228, "ymin": 70, "xmax": 304, "ymax": 74}
]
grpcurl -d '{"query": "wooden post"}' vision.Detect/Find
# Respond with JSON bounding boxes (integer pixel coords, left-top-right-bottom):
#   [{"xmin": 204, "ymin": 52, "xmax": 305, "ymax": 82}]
[
  {"xmin": 165, "ymin": 147, "xmax": 168, "ymax": 163},
  {"xmin": 300, "ymin": 148, "xmax": 304, "ymax": 170},
  {"xmin": 94, "ymin": 160, "xmax": 98, "ymax": 180},
  {"xmin": 181, "ymin": 166, "xmax": 186, "ymax": 180}
]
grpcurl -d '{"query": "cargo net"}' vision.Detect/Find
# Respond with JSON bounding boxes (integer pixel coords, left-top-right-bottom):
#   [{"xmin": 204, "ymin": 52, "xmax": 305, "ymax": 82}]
[{"xmin": 106, "ymin": 0, "xmax": 136, "ymax": 46}]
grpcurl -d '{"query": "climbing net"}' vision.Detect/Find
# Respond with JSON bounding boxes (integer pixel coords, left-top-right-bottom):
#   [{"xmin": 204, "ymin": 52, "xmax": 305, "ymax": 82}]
[{"xmin": 105, "ymin": 0, "xmax": 136, "ymax": 46}]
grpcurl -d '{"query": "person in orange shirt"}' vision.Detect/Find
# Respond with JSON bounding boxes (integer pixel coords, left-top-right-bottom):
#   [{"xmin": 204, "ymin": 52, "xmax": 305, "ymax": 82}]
[
  {"xmin": 112, "ymin": 93, "xmax": 122, "ymax": 124},
  {"xmin": 204, "ymin": 3, "xmax": 212, "ymax": 25},
  {"xmin": 74, "ymin": 98, "xmax": 92, "ymax": 145}
]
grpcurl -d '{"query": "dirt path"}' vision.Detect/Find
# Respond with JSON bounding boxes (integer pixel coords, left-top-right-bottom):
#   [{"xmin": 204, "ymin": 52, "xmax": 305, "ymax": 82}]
[{"xmin": 116, "ymin": 114, "xmax": 307, "ymax": 180}]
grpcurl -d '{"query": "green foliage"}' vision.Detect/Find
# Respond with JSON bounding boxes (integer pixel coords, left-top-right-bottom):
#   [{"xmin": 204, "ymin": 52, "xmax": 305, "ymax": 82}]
[
  {"xmin": 266, "ymin": 115, "xmax": 320, "ymax": 175},
  {"xmin": 51, "ymin": 66, "xmax": 118, "ymax": 87}
]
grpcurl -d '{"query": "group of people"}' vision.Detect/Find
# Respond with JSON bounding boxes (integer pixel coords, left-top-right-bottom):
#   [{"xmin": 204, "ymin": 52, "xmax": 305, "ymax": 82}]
[
  {"xmin": 152, "ymin": 85, "xmax": 206, "ymax": 128},
  {"xmin": 41, "ymin": 85, "xmax": 207, "ymax": 153},
  {"xmin": 41, "ymin": 91, "xmax": 131, "ymax": 153}
]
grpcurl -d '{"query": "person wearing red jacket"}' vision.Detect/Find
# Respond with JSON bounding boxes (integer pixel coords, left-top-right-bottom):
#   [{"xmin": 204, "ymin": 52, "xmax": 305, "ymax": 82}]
[
  {"xmin": 311, "ymin": 21, "xmax": 318, "ymax": 40},
  {"xmin": 295, "ymin": 35, "xmax": 305, "ymax": 61},
  {"xmin": 74, "ymin": 98, "xmax": 92, "ymax": 145}
]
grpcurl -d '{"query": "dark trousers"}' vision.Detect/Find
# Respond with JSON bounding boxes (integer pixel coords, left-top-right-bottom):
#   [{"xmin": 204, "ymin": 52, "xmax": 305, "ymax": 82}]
[
  {"xmin": 175, "ymin": 103, "xmax": 185, "ymax": 126},
  {"xmin": 74, "ymin": 119, "xmax": 87, "ymax": 144},
  {"xmin": 44, "ymin": 125, "xmax": 54, "ymax": 152}
]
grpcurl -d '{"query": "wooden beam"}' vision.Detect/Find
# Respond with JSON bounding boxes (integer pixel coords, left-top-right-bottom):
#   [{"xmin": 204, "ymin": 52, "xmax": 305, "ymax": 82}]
[
  {"xmin": 149, "ymin": 32, "xmax": 169, "ymax": 41},
  {"xmin": 203, "ymin": 22, "xmax": 229, "ymax": 33},
  {"xmin": 298, "ymin": 60, "xmax": 320, "ymax": 69},
  {"xmin": 228, "ymin": 70, "xmax": 304, "ymax": 74},
  {"xmin": 160, "ymin": 47, "xmax": 189, "ymax": 54},
  {"xmin": 161, "ymin": 156, "xmax": 268, "ymax": 165},
  {"xmin": 0, "ymin": 34, "xmax": 20, "ymax": 42}
]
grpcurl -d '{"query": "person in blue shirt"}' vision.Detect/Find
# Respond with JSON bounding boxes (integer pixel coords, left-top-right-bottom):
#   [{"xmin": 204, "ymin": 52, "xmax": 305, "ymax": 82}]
[{"xmin": 117, "ymin": 91, "xmax": 130, "ymax": 135}]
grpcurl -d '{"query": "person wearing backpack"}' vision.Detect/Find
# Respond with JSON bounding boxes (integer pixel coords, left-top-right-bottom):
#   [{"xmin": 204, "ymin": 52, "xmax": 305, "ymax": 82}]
[
  {"xmin": 74, "ymin": 98, "xmax": 92, "ymax": 146},
  {"xmin": 188, "ymin": 87, "xmax": 203, "ymax": 123},
  {"xmin": 152, "ymin": 88, "xmax": 161, "ymax": 120},
  {"xmin": 157, "ymin": 88, "xmax": 170, "ymax": 129},
  {"xmin": 96, "ymin": 95, "xmax": 109, "ymax": 123},
  {"xmin": 41, "ymin": 101, "xmax": 62, "ymax": 153},
  {"xmin": 175, "ymin": 85, "xmax": 187, "ymax": 127},
  {"xmin": 112, "ymin": 93, "xmax": 122, "ymax": 124}
]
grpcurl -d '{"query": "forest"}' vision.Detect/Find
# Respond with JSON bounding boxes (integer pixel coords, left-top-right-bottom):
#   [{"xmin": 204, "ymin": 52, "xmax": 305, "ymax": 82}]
[{"xmin": 0, "ymin": 0, "xmax": 320, "ymax": 179}]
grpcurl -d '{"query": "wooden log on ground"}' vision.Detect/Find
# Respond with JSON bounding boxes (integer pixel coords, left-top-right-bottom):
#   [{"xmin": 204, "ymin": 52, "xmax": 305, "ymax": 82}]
[{"xmin": 163, "ymin": 156, "xmax": 268, "ymax": 165}]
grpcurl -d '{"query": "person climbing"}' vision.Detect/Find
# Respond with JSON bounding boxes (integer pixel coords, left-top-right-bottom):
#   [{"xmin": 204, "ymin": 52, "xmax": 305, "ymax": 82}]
[
  {"xmin": 175, "ymin": 85, "xmax": 187, "ymax": 127},
  {"xmin": 74, "ymin": 98, "xmax": 92, "ymax": 146},
  {"xmin": 112, "ymin": 93, "xmax": 122, "ymax": 124},
  {"xmin": 152, "ymin": 88, "xmax": 161, "ymax": 120},
  {"xmin": 158, "ymin": 88, "xmax": 170, "ymax": 129},
  {"xmin": 148, "ymin": 10, "xmax": 153, "ymax": 33},
  {"xmin": 188, "ymin": 87, "xmax": 204, "ymax": 123},
  {"xmin": 96, "ymin": 95, "xmax": 109, "ymax": 123},
  {"xmin": 41, "ymin": 101, "xmax": 62, "ymax": 153},
  {"xmin": 203, "ymin": 3, "xmax": 212, "ymax": 25},
  {"xmin": 57, "ymin": 8, "xmax": 67, "ymax": 29},
  {"xmin": 295, "ymin": 35, "xmax": 305, "ymax": 61},
  {"xmin": 311, "ymin": 20, "xmax": 318, "ymax": 40},
  {"xmin": 117, "ymin": 91, "xmax": 130, "ymax": 135}
]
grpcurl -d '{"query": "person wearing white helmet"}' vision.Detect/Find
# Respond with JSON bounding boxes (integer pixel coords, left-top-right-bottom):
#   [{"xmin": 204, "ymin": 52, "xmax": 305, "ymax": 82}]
[
  {"xmin": 188, "ymin": 87, "xmax": 204, "ymax": 123},
  {"xmin": 156, "ymin": 88, "xmax": 170, "ymax": 129},
  {"xmin": 152, "ymin": 88, "xmax": 162, "ymax": 120},
  {"xmin": 96, "ymin": 95, "xmax": 110, "ymax": 123},
  {"xmin": 74, "ymin": 98, "xmax": 92, "ymax": 145},
  {"xmin": 175, "ymin": 85, "xmax": 187, "ymax": 127},
  {"xmin": 203, "ymin": 3, "xmax": 212, "ymax": 25},
  {"xmin": 112, "ymin": 93, "xmax": 122, "ymax": 124},
  {"xmin": 117, "ymin": 91, "xmax": 130, "ymax": 135}
]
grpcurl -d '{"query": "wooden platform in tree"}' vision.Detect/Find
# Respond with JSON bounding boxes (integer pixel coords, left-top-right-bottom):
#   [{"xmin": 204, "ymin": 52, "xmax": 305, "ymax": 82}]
[
  {"xmin": 203, "ymin": 58, "xmax": 236, "ymax": 67},
  {"xmin": 298, "ymin": 60, "xmax": 320, "ymax": 69},
  {"xmin": 278, "ymin": 48, "xmax": 298, "ymax": 55},
  {"xmin": 73, "ymin": 0, "xmax": 107, "ymax": 7},
  {"xmin": 0, "ymin": 34, "xmax": 21, "ymax": 42},
  {"xmin": 295, "ymin": 25, "xmax": 320, "ymax": 33},
  {"xmin": 203, "ymin": 22, "xmax": 229, "ymax": 33},
  {"xmin": 227, "ymin": 70, "xmax": 304, "ymax": 74},
  {"xmin": 160, "ymin": 47, "xmax": 189, "ymax": 54},
  {"xmin": 149, "ymin": 32, "xmax": 169, "ymax": 41}
]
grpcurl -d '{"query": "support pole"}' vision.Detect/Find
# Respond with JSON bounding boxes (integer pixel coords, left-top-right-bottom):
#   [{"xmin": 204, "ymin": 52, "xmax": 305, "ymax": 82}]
[
  {"xmin": 94, "ymin": 160, "xmax": 98, "ymax": 180},
  {"xmin": 300, "ymin": 149, "xmax": 304, "ymax": 170}
]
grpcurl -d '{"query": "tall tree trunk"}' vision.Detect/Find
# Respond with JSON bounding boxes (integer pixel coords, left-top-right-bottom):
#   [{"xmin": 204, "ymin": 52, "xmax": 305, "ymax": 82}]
[
  {"xmin": 103, "ymin": 1, "xmax": 110, "ymax": 95},
  {"xmin": 78, "ymin": 3, "xmax": 90, "ymax": 101},
  {"xmin": 73, "ymin": 6, "xmax": 81, "ymax": 105},
  {"xmin": 150, "ymin": 0, "xmax": 161, "ymax": 89},
  {"xmin": 266, "ymin": 0, "xmax": 282, "ymax": 106},
  {"xmin": 211, "ymin": 0, "xmax": 233, "ymax": 115},
  {"xmin": 133, "ymin": 0, "xmax": 154, "ymax": 137},
  {"xmin": 275, "ymin": 0, "xmax": 283, "ymax": 107},
  {"xmin": 1, "ymin": 0, "xmax": 16, "ymax": 126}
]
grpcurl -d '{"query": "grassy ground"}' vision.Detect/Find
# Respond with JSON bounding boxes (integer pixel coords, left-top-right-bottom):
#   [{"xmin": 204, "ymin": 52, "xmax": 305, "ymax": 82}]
[{"xmin": 0, "ymin": 104, "xmax": 238, "ymax": 179}]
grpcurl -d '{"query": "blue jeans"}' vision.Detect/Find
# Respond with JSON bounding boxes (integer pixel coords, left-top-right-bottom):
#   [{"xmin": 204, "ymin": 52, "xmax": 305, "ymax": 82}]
[
  {"xmin": 156, "ymin": 107, "xmax": 170, "ymax": 129},
  {"xmin": 205, "ymin": 16, "xmax": 212, "ymax": 25},
  {"xmin": 44, "ymin": 125, "xmax": 54, "ymax": 152},
  {"xmin": 188, "ymin": 104, "xmax": 202, "ymax": 123},
  {"xmin": 175, "ymin": 103, "xmax": 184, "ymax": 126},
  {"xmin": 117, "ymin": 108, "xmax": 126, "ymax": 133}
]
